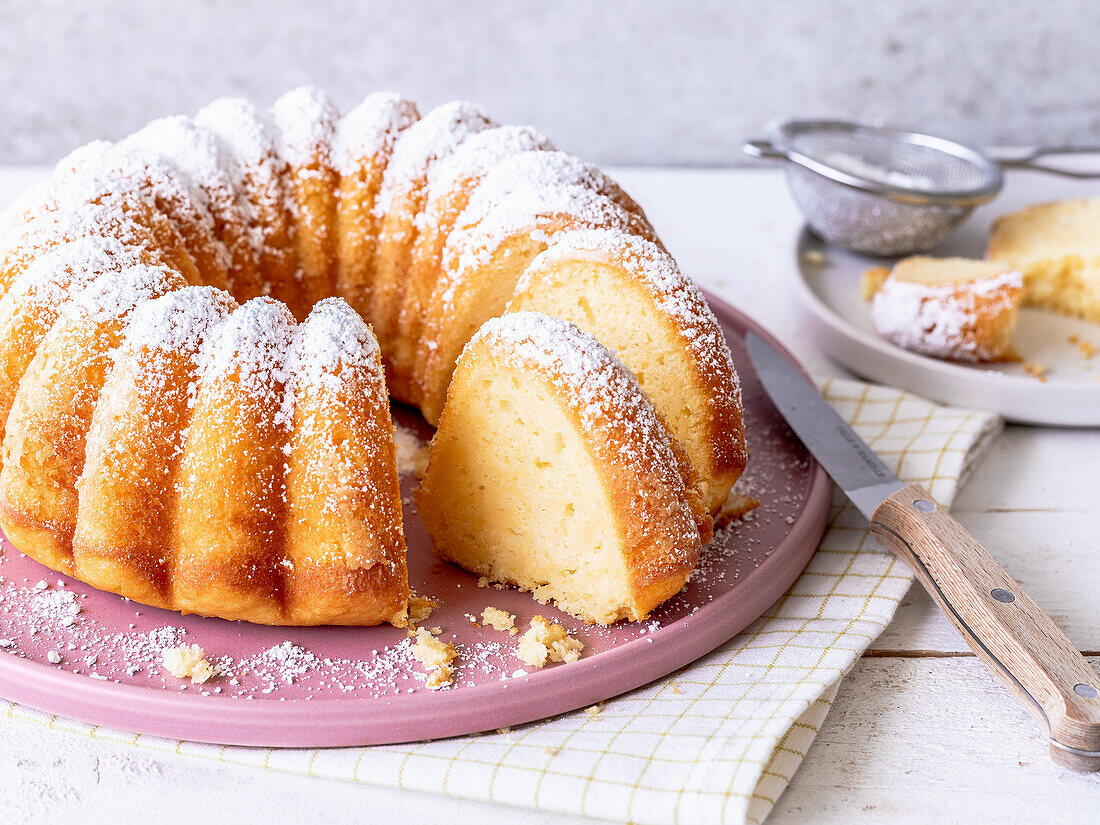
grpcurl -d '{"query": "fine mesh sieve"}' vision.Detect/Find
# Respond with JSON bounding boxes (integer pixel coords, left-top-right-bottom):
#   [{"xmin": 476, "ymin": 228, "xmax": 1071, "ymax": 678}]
[{"xmin": 744, "ymin": 119, "xmax": 1004, "ymax": 255}]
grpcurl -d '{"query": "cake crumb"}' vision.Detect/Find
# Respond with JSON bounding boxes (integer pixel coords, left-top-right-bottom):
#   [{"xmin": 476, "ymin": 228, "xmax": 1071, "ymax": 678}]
[
  {"xmin": 1023, "ymin": 361, "xmax": 1048, "ymax": 382},
  {"xmin": 860, "ymin": 265, "xmax": 891, "ymax": 300},
  {"xmin": 394, "ymin": 425, "xmax": 430, "ymax": 478},
  {"xmin": 406, "ymin": 594, "xmax": 437, "ymax": 627},
  {"xmin": 161, "ymin": 644, "xmax": 215, "ymax": 684},
  {"xmin": 1069, "ymin": 334, "xmax": 1080, "ymax": 344},
  {"xmin": 481, "ymin": 606, "xmax": 518, "ymax": 635},
  {"xmin": 426, "ymin": 664, "xmax": 453, "ymax": 690},
  {"xmin": 544, "ymin": 746, "xmax": 560, "ymax": 756},
  {"xmin": 516, "ymin": 616, "xmax": 584, "ymax": 668},
  {"xmin": 410, "ymin": 627, "xmax": 456, "ymax": 689},
  {"xmin": 584, "ymin": 705, "xmax": 601, "ymax": 718},
  {"xmin": 802, "ymin": 248, "xmax": 826, "ymax": 266},
  {"xmin": 714, "ymin": 492, "xmax": 761, "ymax": 529},
  {"xmin": 477, "ymin": 576, "xmax": 490, "ymax": 588},
  {"xmin": 1079, "ymin": 341, "xmax": 1096, "ymax": 359}
]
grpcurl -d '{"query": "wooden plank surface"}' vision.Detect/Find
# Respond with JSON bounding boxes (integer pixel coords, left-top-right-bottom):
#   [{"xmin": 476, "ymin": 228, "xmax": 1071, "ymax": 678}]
[{"xmin": 1, "ymin": 165, "xmax": 1097, "ymax": 822}]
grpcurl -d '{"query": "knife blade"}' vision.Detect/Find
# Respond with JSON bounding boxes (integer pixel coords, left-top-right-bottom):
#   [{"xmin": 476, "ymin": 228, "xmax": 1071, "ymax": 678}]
[{"xmin": 745, "ymin": 331, "xmax": 1100, "ymax": 771}]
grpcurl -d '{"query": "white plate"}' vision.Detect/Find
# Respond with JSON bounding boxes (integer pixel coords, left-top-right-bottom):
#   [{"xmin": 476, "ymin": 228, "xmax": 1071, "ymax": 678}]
[{"xmin": 791, "ymin": 171, "xmax": 1100, "ymax": 426}]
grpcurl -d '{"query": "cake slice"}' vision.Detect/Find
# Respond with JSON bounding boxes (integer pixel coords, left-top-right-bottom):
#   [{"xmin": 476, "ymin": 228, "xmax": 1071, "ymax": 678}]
[
  {"xmin": 506, "ymin": 229, "xmax": 746, "ymax": 513},
  {"xmin": 415, "ymin": 312, "xmax": 711, "ymax": 624},
  {"xmin": 867, "ymin": 256, "xmax": 1024, "ymax": 362},
  {"xmin": 988, "ymin": 198, "xmax": 1100, "ymax": 322}
]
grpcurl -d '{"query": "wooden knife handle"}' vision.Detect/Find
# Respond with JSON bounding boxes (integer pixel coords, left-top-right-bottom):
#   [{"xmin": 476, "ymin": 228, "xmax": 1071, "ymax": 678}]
[{"xmin": 870, "ymin": 482, "xmax": 1100, "ymax": 771}]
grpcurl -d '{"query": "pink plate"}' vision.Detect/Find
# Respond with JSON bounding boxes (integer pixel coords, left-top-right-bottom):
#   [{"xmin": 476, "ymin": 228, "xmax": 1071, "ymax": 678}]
[{"xmin": 0, "ymin": 295, "xmax": 830, "ymax": 746}]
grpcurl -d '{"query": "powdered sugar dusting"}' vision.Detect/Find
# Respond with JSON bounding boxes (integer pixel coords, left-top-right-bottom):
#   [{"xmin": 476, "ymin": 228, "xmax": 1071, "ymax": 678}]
[
  {"xmin": 443, "ymin": 151, "xmax": 644, "ymax": 278},
  {"xmin": 375, "ymin": 99, "xmax": 496, "ymax": 218},
  {"xmin": 67, "ymin": 262, "xmax": 181, "ymax": 325},
  {"xmin": 57, "ymin": 138, "xmax": 230, "ymax": 273},
  {"xmin": 281, "ymin": 297, "xmax": 394, "ymax": 526},
  {"xmin": 117, "ymin": 285, "xmax": 236, "ymax": 363},
  {"xmin": 122, "ymin": 115, "xmax": 262, "ymax": 260},
  {"xmin": 269, "ymin": 86, "xmax": 339, "ymax": 170},
  {"xmin": 288, "ymin": 297, "xmax": 380, "ymax": 390},
  {"xmin": 201, "ymin": 296, "xmax": 295, "ymax": 407},
  {"xmin": 1, "ymin": 172, "xmax": 171, "ymax": 263},
  {"xmin": 332, "ymin": 92, "xmax": 420, "ymax": 175},
  {"xmin": 5, "ymin": 236, "xmax": 146, "ymax": 310},
  {"xmin": 194, "ymin": 97, "xmax": 290, "ymax": 255},
  {"xmin": 425, "ymin": 124, "xmax": 554, "ymax": 196},
  {"xmin": 81, "ymin": 286, "xmax": 236, "ymax": 476}
]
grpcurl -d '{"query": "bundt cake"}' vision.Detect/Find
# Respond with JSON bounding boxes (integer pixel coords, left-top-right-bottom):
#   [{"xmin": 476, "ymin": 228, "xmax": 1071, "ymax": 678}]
[
  {"xmin": 415, "ymin": 312, "xmax": 711, "ymax": 624},
  {"xmin": 0, "ymin": 87, "xmax": 746, "ymax": 627},
  {"xmin": 866, "ymin": 256, "xmax": 1025, "ymax": 362}
]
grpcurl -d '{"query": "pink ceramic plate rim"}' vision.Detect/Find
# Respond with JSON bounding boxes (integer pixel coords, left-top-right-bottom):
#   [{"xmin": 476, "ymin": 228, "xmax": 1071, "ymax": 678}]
[{"xmin": 0, "ymin": 295, "xmax": 832, "ymax": 746}]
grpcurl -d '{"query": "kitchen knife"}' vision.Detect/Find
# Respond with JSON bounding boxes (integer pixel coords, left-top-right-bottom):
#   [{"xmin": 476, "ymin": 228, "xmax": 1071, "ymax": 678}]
[{"xmin": 745, "ymin": 331, "xmax": 1100, "ymax": 771}]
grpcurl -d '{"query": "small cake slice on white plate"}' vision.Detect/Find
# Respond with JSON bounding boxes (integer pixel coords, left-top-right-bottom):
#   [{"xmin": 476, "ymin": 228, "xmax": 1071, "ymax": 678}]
[{"xmin": 865, "ymin": 256, "xmax": 1025, "ymax": 362}]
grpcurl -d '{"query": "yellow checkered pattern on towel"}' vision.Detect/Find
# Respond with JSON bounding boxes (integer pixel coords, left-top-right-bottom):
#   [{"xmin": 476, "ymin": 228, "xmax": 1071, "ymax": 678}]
[{"xmin": 2, "ymin": 379, "xmax": 1002, "ymax": 825}]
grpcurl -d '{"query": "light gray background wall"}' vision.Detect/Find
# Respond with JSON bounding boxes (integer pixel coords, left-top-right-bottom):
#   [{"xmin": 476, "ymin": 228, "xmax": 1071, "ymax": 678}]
[{"xmin": 1, "ymin": 0, "xmax": 1097, "ymax": 166}]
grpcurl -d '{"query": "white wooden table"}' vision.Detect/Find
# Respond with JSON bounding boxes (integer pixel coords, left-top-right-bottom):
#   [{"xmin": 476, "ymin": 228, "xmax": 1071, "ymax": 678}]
[{"xmin": 1, "ymin": 166, "xmax": 1097, "ymax": 823}]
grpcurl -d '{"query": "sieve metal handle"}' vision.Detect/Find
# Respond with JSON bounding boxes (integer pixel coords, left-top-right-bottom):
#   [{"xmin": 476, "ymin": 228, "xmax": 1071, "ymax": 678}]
[
  {"xmin": 742, "ymin": 139, "xmax": 789, "ymax": 162},
  {"xmin": 988, "ymin": 145, "xmax": 1100, "ymax": 179}
]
